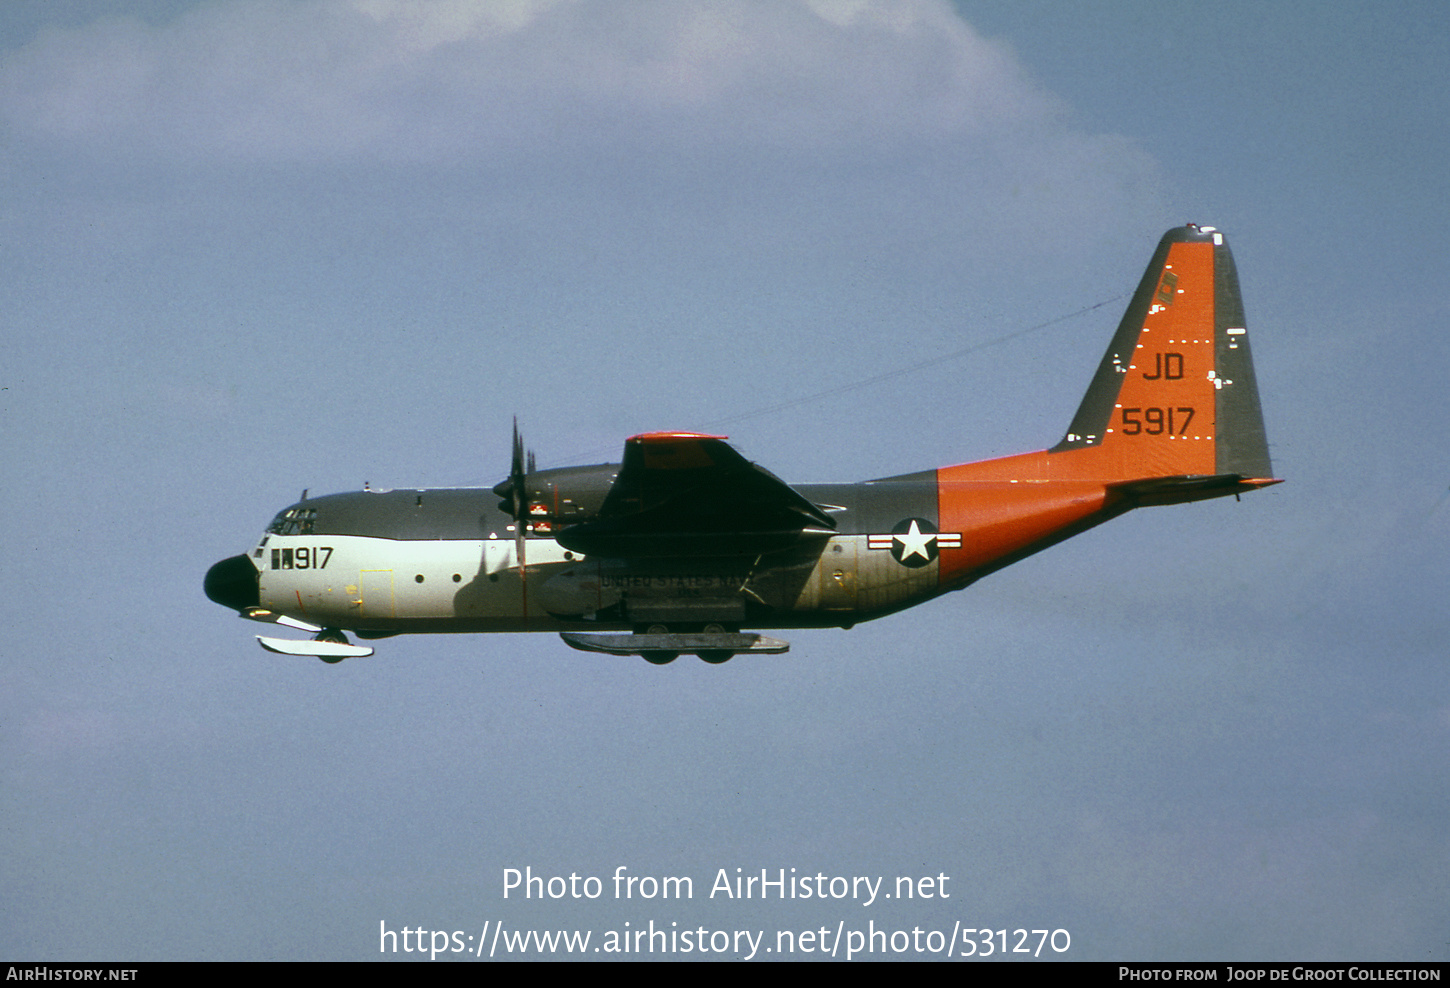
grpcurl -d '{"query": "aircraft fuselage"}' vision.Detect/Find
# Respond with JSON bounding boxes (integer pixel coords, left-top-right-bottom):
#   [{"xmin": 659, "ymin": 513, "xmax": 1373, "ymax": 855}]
[{"xmin": 228, "ymin": 476, "xmax": 992, "ymax": 635}]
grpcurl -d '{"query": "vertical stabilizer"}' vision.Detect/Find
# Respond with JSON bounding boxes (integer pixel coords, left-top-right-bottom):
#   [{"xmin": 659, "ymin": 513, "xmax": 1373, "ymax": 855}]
[
  {"xmin": 932, "ymin": 225, "xmax": 1278, "ymax": 588},
  {"xmin": 1049, "ymin": 225, "xmax": 1274, "ymax": 481}
]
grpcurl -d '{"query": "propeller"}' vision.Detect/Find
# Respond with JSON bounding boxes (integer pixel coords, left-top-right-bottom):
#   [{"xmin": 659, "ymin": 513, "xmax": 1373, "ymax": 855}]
[
  {"xmin": 509, "ymin": 417, "xmax": 527, "ymax": 572},
  {"xmin": 489, "ymin": 417, "xmax": 540, "ymax": 583}
]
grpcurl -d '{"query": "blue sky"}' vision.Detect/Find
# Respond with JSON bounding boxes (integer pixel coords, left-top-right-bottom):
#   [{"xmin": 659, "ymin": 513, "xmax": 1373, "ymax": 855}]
[{"xmin": 2, "ymin": 0, "xmax": 1447, "ymax": 961}]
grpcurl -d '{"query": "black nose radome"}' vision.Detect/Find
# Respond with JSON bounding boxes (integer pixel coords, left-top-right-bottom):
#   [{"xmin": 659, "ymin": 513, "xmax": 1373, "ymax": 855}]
[{"xmin": 205, "ymin": 554, "xmax": 259, "ymax": 612}]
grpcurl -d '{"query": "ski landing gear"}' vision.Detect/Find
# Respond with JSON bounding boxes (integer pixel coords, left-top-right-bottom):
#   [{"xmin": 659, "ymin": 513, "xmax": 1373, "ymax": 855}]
[
  {"xmin": 256, "ymin": 628, "xmax": 374, "ymax": 662},
  {"xmin": 559, "ymin": 624, "xmax": 789, "ymax": 664}
]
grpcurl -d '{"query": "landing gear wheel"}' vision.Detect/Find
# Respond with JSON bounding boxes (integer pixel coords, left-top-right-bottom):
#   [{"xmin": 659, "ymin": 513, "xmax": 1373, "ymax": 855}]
[
  {"xmin": 315, "ymin": 629, "xmax": 350, "ymax": 664},
  {"xmin": 697, "ymin": 624, "xmax": 734, "ymax": 662},
  {"xmin": 640, "ymin": 624, "xmax": 677, "ymax": 664}
]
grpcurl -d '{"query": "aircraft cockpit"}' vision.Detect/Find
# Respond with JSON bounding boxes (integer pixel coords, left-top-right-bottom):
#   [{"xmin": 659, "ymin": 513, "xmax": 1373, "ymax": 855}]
[{"xmin": 266, "ymin": 506, "xmax": 316, "ymax": 536}]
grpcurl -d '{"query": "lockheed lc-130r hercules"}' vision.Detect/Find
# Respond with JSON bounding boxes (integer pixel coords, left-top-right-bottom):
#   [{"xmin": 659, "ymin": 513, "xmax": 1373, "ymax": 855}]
[{"xmin": 205, "ymin": 225, "xmax": 1278, "ymax": 664}]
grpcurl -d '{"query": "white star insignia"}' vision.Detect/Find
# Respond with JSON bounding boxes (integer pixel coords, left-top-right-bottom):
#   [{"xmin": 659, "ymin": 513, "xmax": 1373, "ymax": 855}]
[{"xmin": 894, "ymin": 520, "xmax": 935, "ymax": 561}]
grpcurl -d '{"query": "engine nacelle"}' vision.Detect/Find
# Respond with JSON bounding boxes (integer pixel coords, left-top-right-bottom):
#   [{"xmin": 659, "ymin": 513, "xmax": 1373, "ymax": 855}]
[{"xmin": 492, "ymin": 463, "xmax": 618, "ymax": 528}]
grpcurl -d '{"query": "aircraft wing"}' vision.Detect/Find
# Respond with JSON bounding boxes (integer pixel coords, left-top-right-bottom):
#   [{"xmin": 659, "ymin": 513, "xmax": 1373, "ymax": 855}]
[{"xmin": 556, "ymin": 432, "xmax": 836, "ymax": 557}]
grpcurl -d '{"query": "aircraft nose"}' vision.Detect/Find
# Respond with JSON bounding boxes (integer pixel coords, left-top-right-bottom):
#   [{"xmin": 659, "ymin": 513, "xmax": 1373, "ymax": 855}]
[{"xmin": 205, "ymin": 554, "xmax": 260, "ymax": 612}]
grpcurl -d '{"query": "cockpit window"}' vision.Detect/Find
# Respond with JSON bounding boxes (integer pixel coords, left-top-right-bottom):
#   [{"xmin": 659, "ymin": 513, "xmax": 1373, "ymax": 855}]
[{"xmin": 266, "ymin": 506, "xmax": 317, "ymax": 535}]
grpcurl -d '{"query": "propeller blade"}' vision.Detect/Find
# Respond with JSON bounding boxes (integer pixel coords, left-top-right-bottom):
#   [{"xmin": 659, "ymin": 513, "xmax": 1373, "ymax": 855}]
[{"xmin": 510, "ymin": 417, "xmax": 527, "ymax": 571}]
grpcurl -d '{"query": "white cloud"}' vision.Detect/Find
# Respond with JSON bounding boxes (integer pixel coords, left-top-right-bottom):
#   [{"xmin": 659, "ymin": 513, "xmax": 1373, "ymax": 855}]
[
  {"xmin": 0, "ymin": 0, "xmax": 1067, "ymax": 162},
  {"xmin": 0, "ymin": 0, "xmax": 1166, "ymax": 284}
]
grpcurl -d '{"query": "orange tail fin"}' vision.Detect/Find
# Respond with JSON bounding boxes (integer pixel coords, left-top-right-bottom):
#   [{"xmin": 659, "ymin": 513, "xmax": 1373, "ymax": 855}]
[
  {"xmin": 931, "ymin": 226, "xmax": 1278, "ymax": 587},
  {"xmin": 1051, "ymin": 223, "xmax": 1273, "ymax": 482},
  {"xmin": 944, "ymin": 224, "xmax": 1275, "ymax": 489}
]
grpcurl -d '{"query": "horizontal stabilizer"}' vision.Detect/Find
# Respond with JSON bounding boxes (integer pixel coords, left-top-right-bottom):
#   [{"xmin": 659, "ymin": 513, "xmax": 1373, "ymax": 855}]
[{"xmin": 1108, "ymin": 473, "xmax": 1284, "ymax": 507}]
